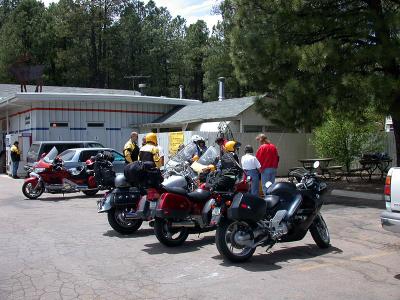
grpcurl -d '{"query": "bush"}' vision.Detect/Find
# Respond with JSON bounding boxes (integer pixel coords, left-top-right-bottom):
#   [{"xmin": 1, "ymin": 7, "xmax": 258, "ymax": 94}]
[{"xmin": 312, "ymin": 112, "xmax": 384, "ymax": 171}]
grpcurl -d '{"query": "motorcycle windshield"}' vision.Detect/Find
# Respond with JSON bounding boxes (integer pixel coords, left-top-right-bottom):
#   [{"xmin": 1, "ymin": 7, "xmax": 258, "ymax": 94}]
[
  {"xmin": 165, "ymin": 143, "xmax": 197, "ymax": 169},
  {"xmin": 43, "ymin": 147, "xmax": 58, "ymax": 163},
  {"xmin": 197, "ymin": 146, "xmax": 219, "ymax": 166}
]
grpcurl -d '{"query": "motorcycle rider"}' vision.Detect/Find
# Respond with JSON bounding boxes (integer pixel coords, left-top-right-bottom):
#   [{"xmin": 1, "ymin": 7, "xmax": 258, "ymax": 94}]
[
  {"xmin": 189, "ymin": 135, "xmax": 207, "ymax": 160},
  {"xmin": 139, "ymin": 133, "xmax": 161, "ymax": 168},
  {"xmin": 123, "ymin": 131, "xmax": 139, "ymax": 164}
]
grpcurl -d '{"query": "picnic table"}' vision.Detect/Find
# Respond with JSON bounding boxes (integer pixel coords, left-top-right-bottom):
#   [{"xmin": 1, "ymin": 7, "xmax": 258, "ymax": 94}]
[
  {"xmin": 297, "ymin": 158, "xmax": 343, "ymax": 179},
  {"xmin": 346, "ymin": 156, "xmax": 392, "ymax": 182}
]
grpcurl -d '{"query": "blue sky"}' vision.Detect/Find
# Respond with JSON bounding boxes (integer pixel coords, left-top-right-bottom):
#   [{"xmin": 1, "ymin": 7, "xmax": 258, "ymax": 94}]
[
  {"xmin": 148, "ymin": 0, "xmax": 222, "ymax": 29},
  {"xmin": 41, "ymin": 0, "xmax": 222, "ymax": 29}
]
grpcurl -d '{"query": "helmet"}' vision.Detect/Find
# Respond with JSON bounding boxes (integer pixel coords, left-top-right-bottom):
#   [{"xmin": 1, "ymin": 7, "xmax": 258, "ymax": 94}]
[
  {"xmin": 191, "ymin": 135, "xmax": 205, "ymax": 143},
  {"xmin": 192, "ymin": 155, "xmax": 199, "ymax": 162},
  {"xmin": 225, "ymin": 141, "xmax": 237, "ymax": 152},
  {"xmin": 145, "ymin": 133, "xmax": 158, "ymax": 145},
  {"xmin": 114, "ymin": 174, "xmax": 130, "ymax": 188}
]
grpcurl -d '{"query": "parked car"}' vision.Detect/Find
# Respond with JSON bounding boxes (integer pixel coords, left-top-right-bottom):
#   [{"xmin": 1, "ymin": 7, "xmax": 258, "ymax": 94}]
[
  {"xmin": 381, "ymin": 168, "xmax": 400, "ymax": 234},
  {"xmin": 59, "ymin": 148, "xmax": 125, "ymax": 174},
  {"xmin": 25, "ymin": 141, "xmax": 104, "ymax": 173}
]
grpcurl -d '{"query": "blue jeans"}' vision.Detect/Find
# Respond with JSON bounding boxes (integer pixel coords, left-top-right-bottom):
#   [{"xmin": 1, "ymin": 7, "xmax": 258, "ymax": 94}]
[
  {"xmin": 261, "ymin": 168, "xmax": 277, "ymax": 196},
  {"xmin": 12, "ymin": 161, "xmax": 19, "ymax": 177},
  {"xmin": 245, "ymin": 169, "xmax": 260, "ymax": 196}
]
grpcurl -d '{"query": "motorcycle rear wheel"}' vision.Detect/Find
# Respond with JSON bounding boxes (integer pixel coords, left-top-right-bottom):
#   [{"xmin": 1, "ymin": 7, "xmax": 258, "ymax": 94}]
[
  {"xmin": 154, "ymin": 218, "xmax": 189, "ymax": 247},
  {"xmin": 215, "ymin": 219, "xmax": 255, "ymax": 263},
  {"xmin": 309, "ymin": 214, "xmax": 331, "ymax": 248},
  {"xmin": 22, "ymin": 181, "xmax": 44, "ymax": 199},
  {"xmin": 107, "ymin": 207, "xmax": 143, "ymax": 235}
]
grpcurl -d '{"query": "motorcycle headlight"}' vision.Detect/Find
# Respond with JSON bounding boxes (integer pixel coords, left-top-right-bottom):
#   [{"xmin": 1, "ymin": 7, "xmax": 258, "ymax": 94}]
[{"xmin": 34, "ymin": 168, "xmax": 46, "ymax": 173}]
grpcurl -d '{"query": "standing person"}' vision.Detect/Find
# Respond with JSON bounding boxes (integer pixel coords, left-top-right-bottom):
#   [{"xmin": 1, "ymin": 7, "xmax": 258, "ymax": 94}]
[
  {"xmin": 139, "ymin": 133, "xmax": 161, "ymax": 168},
  {"xmin": 10, "ymin": 141, "xmax": 21, "ymax": 179},
  {"xmin": 241, "ymin": 145, "xmax": 261, "ymax": 196},
  {"xmin": 256, "ymin": 134, "xmax": 279, "ymax": 195},
  {"xmin": 123, "ymin": 132, "xmax": 139, "ymax": 164}
]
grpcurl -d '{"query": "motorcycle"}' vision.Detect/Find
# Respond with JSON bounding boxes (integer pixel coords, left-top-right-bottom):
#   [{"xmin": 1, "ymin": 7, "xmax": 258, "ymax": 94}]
[
  {"xmin": 215, "ymin": 161, "xmax": 330, "ymax": 262},
  {"xmin": 97, "ymin": 143, "xmax": 201, "ymax": 235},
  {"xmin": 22, "ymin": 147, "xmax": 98, "ymax": 199},
  {"xmin": 153, "ymin": 149, "xmax": 250, "ymax": 247}
]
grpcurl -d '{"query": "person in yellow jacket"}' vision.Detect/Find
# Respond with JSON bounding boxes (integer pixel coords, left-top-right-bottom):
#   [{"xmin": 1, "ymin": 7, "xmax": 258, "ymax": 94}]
[
  {"xmin": 139, "ymin": 133, "xmax": 162, "ymax": 168},
  {"xmin": 123, "ymin": 132, "xmax": 139, "ymax": 164},
  {"xmin": 10, "ymin": 141, "xmax": 21, "ymax": 179}
]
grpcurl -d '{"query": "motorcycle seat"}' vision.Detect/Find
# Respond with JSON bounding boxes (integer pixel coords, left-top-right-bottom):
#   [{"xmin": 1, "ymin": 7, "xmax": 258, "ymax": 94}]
[
  {"xmin": 187, "ymin": 189, "xmax": 211, "ymax": 202},
  {"xmin": 264, "ymin": 195, "xmax": 280, "ymax": 209},
  {"xmin": 163, "ymin": 186, "xmax": 188, "ymax": 196}
]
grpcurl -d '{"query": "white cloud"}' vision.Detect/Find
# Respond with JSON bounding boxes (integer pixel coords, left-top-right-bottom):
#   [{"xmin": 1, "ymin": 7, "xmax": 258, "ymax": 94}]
[{"xmin": 41, "ymin": 0, "xmax": 222, "ymax": 29}]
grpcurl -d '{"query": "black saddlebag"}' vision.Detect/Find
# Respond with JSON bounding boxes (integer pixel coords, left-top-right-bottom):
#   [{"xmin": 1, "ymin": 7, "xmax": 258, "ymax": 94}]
[
  {"xmin": 110, "ymin": 187, "xmax": 142, "ymax": 207},
  {"xmin": 124, "ymin": 161, "xmax": 163, "ymax": 188},
  {"xmin": 228, "ymin": 193, "xmax": 266, "ymax": 221},
  {"xmin": 94, "ymin": 161, "xmax": 115, "ymax": 187}
]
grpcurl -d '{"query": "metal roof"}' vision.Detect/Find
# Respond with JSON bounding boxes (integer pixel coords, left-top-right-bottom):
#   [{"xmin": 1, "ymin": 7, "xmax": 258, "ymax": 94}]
[
  {"xmin": 0, "ymin": 84, "xmax": 201, "ymax": 107},
  {"xmin": 144, "ymin": 96, "xmax": 259, "ymax": 127}
]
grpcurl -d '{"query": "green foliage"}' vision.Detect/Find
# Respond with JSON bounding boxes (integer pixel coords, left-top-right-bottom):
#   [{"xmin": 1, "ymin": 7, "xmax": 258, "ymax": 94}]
[{"xmin": 312, "ymin": 111, "xmax": 385, "ymax": 171}]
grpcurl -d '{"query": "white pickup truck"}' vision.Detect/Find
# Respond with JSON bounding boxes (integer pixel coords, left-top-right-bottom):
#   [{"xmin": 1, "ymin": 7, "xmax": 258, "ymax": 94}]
[{"xmin": 381, "ymin": 168, "xmax": 400, "ymax": 234}]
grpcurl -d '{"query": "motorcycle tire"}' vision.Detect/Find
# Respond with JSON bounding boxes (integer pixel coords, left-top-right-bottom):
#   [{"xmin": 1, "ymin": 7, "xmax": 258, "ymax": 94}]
[
  {"xmin": 309, "ymin": 214, "xmax": 331, "ymax": 249},
  {"xmin": 215, "ymin": 219, "xmax": 255, "ymax": 263},
  {"xmin": 154, "ymin": 218, "xmax": 189, "ymax": 247},
  {"xmin": 22, "ymin": 181, "xmax": 44, "ymax": 199},
  {"xmin": 107, "ymin": 208, "xmax": 143, "ymax": 235},
  {"xmin": 82, "ymin": 189, "xmax": 98, "ymax": 196}
]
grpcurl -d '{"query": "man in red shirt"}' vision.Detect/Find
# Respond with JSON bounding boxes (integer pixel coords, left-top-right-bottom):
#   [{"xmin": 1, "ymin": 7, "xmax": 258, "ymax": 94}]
[{"xmin": 256, "ymin": 134, "xmax": 279, "ymax": 195}]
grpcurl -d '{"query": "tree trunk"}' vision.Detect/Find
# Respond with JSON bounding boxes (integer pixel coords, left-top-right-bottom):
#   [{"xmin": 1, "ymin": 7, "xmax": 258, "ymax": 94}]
[{"xmin": 392, "ymin": 115, "xmax": 400, "ymax": 167}]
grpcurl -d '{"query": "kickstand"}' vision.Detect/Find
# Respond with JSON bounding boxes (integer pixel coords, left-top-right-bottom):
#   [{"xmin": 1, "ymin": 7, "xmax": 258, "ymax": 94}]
[{"xmin": 265, "ymin": 244, "xmax": 274, "ymax": 253}]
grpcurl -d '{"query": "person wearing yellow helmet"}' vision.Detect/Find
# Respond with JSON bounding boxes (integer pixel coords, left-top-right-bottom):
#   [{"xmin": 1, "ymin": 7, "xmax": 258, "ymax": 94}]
[
  {"xmin": 220, "ymin": 140, "xmax": 241, "ymax": 170},
  {"xmin": 139, "ymin": 133, "xmax": 161, "ymax": 168}
]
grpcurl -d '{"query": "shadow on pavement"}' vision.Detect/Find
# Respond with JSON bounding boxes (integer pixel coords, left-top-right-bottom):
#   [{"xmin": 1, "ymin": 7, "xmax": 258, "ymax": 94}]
[
  {"xmin": 324, "ymin": 195, "xmax": 385, "ymax": 209},
  {"xmin": 103, "ymin": 228, "xmax": 154, "ymax": 238},
  {"xmin": 395, "ymin": 274, "xmax": 400, "ymax": 280},
  {"xmin": 212, "ymin": 244, "xmax": 343, "ymax": 272},
  {"xmin": 142, "ymin": 235, "xmax": 215, "ymax": 255},
  {"xmin": 21, "ymin": 193, "xmax": 104, "ymax": 202}
]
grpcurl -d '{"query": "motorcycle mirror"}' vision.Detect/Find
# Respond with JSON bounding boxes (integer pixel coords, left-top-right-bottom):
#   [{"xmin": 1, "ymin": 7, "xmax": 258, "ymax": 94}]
[
  {"xmin": 265, "ymin": 181, "xmax": 273, "ymax": 189},
  {"xmin": 313, "ymin": 161, "xmax": 320, "ymax": 169}
]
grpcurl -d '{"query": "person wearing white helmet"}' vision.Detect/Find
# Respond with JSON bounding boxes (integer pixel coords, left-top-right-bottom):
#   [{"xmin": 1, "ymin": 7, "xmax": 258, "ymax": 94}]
[{"xmin": 191, "ymin": 135, "xmax": 207, "ymax": 157}]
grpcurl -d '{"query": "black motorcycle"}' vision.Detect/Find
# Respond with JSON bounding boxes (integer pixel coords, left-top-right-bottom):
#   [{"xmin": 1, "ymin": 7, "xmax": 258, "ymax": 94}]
[{"xmin": 215, "ymin": 162, "xmax": 330, "ymax": 262}]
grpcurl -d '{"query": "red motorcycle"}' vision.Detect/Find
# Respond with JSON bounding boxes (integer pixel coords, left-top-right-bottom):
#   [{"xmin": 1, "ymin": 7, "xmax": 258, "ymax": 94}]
[
  {"xmin": 153, "ymin": 172, "xmax": 249, "ymax": 246},
  {"xmin": 22, "ymin": 147, "xmax": 98, "ymax": 199}
]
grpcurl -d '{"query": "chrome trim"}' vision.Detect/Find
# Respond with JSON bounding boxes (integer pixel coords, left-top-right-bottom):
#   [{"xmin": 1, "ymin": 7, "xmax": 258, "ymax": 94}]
[{"xmin": 381, "ymin": 211, "xmax": 400, "ymax": 234}]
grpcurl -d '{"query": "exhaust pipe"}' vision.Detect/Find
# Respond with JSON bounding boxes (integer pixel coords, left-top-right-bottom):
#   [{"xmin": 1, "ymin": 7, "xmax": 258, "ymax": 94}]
[{"xmin": 170, "ymin": 221, "xmax": 196, "ymax": 228}]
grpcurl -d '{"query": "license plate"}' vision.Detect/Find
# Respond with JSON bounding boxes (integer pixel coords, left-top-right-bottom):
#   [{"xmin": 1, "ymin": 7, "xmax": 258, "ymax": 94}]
[
  {"xmin": 212, "ymin": 207, "xmax": 221, "ymax": 216},
  {"xmin": 150, "ymin": 201, "xmax": 157, "ymax": 209}
]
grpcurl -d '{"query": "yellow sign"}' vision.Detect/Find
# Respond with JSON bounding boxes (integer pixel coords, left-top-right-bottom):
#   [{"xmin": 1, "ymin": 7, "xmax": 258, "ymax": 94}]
[{"xmin": 169, "ymin": 132, "xmax": 184, "ymax": 156}]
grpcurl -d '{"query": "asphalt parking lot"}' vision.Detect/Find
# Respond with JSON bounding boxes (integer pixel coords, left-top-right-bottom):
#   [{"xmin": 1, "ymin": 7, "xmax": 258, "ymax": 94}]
[{"xmin": 0, "ymin": 175, "xmax": 399, "ymax": 300}]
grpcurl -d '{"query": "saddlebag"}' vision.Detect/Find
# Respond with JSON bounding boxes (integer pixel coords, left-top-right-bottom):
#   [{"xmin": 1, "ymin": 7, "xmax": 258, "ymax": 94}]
[
  {"xmin": 109, "ymin": 187, "xmax": 142, "ymax": 207},
  {"xmin": 155, "ymin": 192, "xmax": 191, "ymax": 219},
  {"xmin": 228, "ymin": 193, "xmax": 266, "ymax": 221}
]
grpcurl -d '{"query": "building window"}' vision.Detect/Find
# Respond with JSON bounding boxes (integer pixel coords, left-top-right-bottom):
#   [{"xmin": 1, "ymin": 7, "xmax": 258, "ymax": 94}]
[
  {"xmin": 87, "ymin": 122, "xmax": 104, "ymax": 127},
  {"xmin": 50, "ymin": 122, "xmax": 68, "ymax": 128},
  {"xmin": 243, "ymin": 125, "xmax": 263, "ymax": 133}
]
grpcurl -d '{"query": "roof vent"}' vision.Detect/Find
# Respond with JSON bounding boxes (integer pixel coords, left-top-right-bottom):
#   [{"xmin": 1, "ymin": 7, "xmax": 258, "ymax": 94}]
[
  {"xmin": 179, "ymin": 85, "xmax": 184, "ymax": 99},
  {"xmin": 138, "ymin": 83, "xmax": 146, "ymax": 96}
]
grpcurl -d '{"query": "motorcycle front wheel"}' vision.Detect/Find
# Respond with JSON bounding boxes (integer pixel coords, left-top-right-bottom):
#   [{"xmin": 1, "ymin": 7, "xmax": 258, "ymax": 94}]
[
  {"xmin": 154, "ymin": 218, "xmax": 189, "ymax": 247},
  {"xmin": 309, "ymin": 214, "xmax": 331, "ymax": 248},
  {"xmin": 22, "ymin": 181, "xmax": 44, "ymax": 199},
  {"xmin": 107, "ymin": 207, "xmax": 143, "ymax": 235},
  {"xmin": 215, "ymin": 219, "xmax": 256, "ymax": 263}
]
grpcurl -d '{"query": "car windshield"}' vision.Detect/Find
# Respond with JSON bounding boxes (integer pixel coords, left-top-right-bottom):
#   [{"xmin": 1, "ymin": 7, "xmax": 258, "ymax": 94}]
[
  {"xmin": 43, "ymin": 147, "xmax": 58, "ymax": 163},
  {"xmin": 197, "ymin": 146, "xmax": 219, "ymax": 165},
  {"xmin": 59, "ymin": 150, "xmax": 76, "ymax": 161}
]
